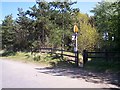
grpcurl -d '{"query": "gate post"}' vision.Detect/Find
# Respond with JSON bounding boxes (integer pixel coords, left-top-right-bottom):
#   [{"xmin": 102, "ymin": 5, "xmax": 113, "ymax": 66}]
[
  {"xmin": 83, "ymin": 50, "xmax": 88, "ymax": 66},
  {"xmin": 105, "ymin": 50, "xmax": 108, "ymax": 62}
]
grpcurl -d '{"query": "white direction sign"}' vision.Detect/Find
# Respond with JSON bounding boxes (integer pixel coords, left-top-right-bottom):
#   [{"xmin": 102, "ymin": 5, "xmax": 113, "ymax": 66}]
[{"xmin": 72, "ymin": 35, "xmax": 75, "ymax": 40}]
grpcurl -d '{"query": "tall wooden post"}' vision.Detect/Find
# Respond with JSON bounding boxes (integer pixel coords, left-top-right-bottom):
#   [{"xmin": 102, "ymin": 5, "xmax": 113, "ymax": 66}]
[
  {"xmin": 83, "ymin": 50, "xmax": 88, "ymax": 67},
  {"xmin": 105, "ymin": 50, "xmax": 108, "ymax": 62},
  {"xmin": 74, "ymin": 32, "xmax": 79, "ymax": 67},
  {"xmin": 73, "ymin": 25, "xmax": 79, "ymax": 67},
  {"xmin": 61, "ymin": 37, "xmax": 64, "ymax": 59},
  {"xmin": 75, "ymin": 51, "xmax": 79, "ymax": 67}
]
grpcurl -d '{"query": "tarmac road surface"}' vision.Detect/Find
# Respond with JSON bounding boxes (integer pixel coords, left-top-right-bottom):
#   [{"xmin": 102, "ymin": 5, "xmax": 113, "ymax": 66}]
[{"xmin": 0, "ymin": 58, "xmax": 119, "ymax": 88}]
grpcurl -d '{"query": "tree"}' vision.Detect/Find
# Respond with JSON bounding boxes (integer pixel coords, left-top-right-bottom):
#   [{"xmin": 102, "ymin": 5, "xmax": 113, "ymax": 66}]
[
  {"xmin": 2, "ymin": 15, "xmax": 15, "ymax": 50},
  {"xmin": 1, "ymin": 0, "xmax": 81, "ymax": 52},
  {"xmin": 109, "ymin": 0, "xmax": 120, "ymax": 51},
  {"xmin": 77, "ymin": 13, "xmax": 99, "ymax": 52},
  {"xmin": 25, "ymin": 1, "xmax": 56, "ymax": 49},
  {"xmin": 13, "ymin": 8, "xmax": 34, "ymax": 51},
  {"xmin": 26, "ymin": 0, "xmax": 78, "ymax": 49},
  {"xmin": 49, "ymin": 1, "xmax": 79, "ymax": 49},
  {"xmin": 91, "ymin": 0, "xmax": 120, "ymax": 51}
]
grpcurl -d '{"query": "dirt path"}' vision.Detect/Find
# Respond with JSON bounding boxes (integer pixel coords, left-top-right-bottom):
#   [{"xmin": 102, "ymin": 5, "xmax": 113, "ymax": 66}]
[{"xmin": 1, "ymin": 58, "xmax": 119, "ymax": 88}]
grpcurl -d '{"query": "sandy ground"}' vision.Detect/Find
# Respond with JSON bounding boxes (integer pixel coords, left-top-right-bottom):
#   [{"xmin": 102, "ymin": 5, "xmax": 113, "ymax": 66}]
[{"xmin": 0, "ymin": 58, "xmax": 119, "ymax": 88}]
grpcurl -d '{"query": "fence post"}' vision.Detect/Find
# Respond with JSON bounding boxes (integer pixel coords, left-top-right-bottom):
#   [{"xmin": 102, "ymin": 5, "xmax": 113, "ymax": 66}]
[
  {"xmin": 61, "ymin": 49, "xmax": 63, "ymax": 59},
  {"xmin": 83, "ymin": 50, "xmax": 88, "ymax": 66},
  {"xmin": 105, "ymin": 50, "xmax": 108, "ymax": 61},
  {"xmin": 50, "ymin": 48, "xmax": 53, "ymax": 55}
]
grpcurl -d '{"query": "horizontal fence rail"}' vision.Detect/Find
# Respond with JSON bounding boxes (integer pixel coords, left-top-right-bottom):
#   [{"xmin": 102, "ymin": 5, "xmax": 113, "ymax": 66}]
[
  {"xmin": 83, "ymin": 50, "xmax": 120, "ymax": 65},
  {"xmin": 39, "ymin": 47, "xmax": 75, "ymax": 58},
  {"xmin": 39, "ymin": 47, "xmax": 79, "ymax": 66}
]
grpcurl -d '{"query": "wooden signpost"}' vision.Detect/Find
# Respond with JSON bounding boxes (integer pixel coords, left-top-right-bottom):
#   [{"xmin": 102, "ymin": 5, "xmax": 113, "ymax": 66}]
[{"xmin": 73, "ymin": 25, "xmax": 79, "ymax": 67}]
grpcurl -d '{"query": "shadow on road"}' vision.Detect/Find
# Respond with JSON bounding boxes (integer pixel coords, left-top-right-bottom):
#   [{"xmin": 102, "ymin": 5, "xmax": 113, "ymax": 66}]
[
  {"xmin": 34, "ymin": 53, "xmax": 120, "ymax": 88},
  {"xmin": 35, "ymin": 66, "xmax": 120, "ymax": 88}
]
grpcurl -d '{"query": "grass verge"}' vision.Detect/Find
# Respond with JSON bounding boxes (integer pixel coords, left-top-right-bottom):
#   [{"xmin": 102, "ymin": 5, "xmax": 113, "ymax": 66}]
[
  {"xmin": 1, "ymin": 50, "xmax": 120, "ymax": 73},
  {"xmin": 0, "ymin": 50, "xmax": 77, "ymax": 68},
  {"xmin": 84, "ymin": 58, "xmax": 120, "ymax": 73}
]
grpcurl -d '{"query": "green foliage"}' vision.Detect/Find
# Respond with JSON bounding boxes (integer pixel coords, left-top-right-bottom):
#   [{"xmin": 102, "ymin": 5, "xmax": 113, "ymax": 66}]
[
  {"xmin": 1, "ymin": 0, "xmax": 102, "ymax": 53},
  {"xmin": 77, "ymin": 13, "xmax": 99, "ymax": 52},
  {"xmin": 2, "ymin": 50, "xmax": 16, "ymax": 56},
  {"xmin": 49, "ymin": 27, "xmax": 63, "ymax": 47},
  {"xmin": 1, "ymin": 0, "xmax": 79, "ymax": 52},
  {"xmin": 85, "ymin": 59, "xmax": 120, "ymax": 72},
  {"xmin": 91, "ymin": 0, "xmax": 120, "ymax": 51},
  {"xmin": 2, "ymin": 15, "xmax": 15, "ymax": 50},
  {"xmin": 33, "ymin": 54, "xmax": 41, "ymax": 61}
]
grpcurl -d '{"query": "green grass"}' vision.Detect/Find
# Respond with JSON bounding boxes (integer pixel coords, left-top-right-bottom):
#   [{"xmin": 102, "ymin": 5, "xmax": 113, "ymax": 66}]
[
  {"xmin": 0, "ymin": 50, "xmax": 77, "ymax": 68},
  {"xmin": 84, "ymin": 59, "xmax": 120, "ymax": 73},
  {"xmin": 1, "ymin": 50, "xmax": 119, "ymax": 72}
]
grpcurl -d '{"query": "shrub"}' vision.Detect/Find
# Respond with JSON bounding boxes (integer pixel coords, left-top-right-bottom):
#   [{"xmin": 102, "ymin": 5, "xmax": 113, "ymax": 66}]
[
  {"xmin": 2, "ymin": 50, "xmax": 16, "ymax": 56},
  {"xmin": 33, "ymin": 54, "xmax": 41, "ymax": 61}
]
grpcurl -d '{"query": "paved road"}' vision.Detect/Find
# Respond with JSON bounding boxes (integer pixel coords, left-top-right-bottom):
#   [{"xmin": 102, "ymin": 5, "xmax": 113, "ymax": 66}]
[{"xmin": 1, "ymin": 58, "xmax": 119, "ymax": 88}]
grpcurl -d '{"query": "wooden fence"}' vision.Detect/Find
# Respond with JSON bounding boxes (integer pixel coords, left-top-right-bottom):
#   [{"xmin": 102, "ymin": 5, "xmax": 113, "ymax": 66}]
[
  {"xmin": 39, "ymin": 47, "xmax": 79, "ymax": 67},
  {"xmin": 83, "ymin": 50, "xmax": 120, "ymax": 65},
  {"xmin": 36, "ymin": 48, "xmax": 120, "ymax": 67},
  {"xmin": 39, "ymin": 48, "xmax": 74, "ymax": 57}
]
